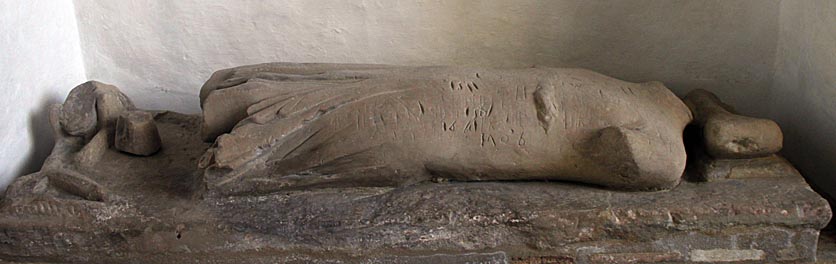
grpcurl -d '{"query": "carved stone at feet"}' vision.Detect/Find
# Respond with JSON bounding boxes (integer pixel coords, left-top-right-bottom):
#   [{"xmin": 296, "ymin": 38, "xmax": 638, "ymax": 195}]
[
  {"xmin": 684, "ymin": 89, "xmax": 783, "ymax": 159},
  {"xmin": 683, "ymin": 89, "xmax": 792, "ymax": 184}
]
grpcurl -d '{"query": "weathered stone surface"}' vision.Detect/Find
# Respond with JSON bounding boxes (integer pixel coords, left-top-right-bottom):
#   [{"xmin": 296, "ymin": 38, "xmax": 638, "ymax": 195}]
[
  {"xmin": 197, "ymin": 63, "xmax": 392, "ymax": 141},
  {"xmin": 44, "ymin": 170, "xmax": 106, "ymax": 202},
  {"xmin": 199, "ymin": 63, "xmax": 692, "ymax": 196},
  {"xmin": 693, "ymin": 154, "xmax": 801, "ymax": 182},
  {"xmin": 684, "ymin": 89, "xmax": 783, "ymax": 159},
  {"xmin": 588, "ymin": 252, "xmax": 682, "ymax": 263},
  {"xmin": 58, "ymin": 81, "xmax": 134, "ymax": 139},
  {"xmin": 684, "ymin": 120, "xmax": 798, "ymax": 183},
  {"xmin": 59, "ymin": 81, "xmax": 98, "ymax": 137},
  {"xmin": 0, "ymin": 112, "xmax": 830, "ymax": 263},
  {"xmin": 690, "ymin": 249, "xmax": 765, "ymax": 262},
  {"xmin": 96, "ymin": 92, "xmax": 132, "ymax": 131},
  {"xmin": 512, "ymin": 256, "xmax": 575, "ymax": 264},
  {"xmin": 0, "ymin": 66, "xmax": 831, "ymax": 263},
  {"xmin": 73, "ymin": 129, "xmax": 109, "ymax": 166},
  {"xmin": 115, "ymin": 111, "xmax": 161, "ymax": 156}
]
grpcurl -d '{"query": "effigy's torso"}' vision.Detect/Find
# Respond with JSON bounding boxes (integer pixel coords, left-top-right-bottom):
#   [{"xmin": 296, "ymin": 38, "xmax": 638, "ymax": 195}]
[{"xmin": 198, "ymin": 65, "xmax": 691, "ymax": 195}]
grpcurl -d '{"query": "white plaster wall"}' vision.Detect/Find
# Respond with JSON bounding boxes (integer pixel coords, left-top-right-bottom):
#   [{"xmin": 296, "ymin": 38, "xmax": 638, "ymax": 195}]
[
  {"xmin": 0, "ymin": 1, "xmax": 87, "ymax": 189},
  {"xmin": 770, "ymin": 0, "xmax": 836, "ymax": 202},
  {"xmin": 74, "ymin": 0, "xmax": 780, "ymax": 116}
]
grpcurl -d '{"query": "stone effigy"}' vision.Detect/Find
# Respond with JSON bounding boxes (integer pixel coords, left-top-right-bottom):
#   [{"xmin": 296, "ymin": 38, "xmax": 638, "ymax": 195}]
[
  {"xmin": 198, "ymin": 64, "xmax": 693, "ymax": 196},
  {"xmin": 0, "ymin": 63, "xmax": 830, "ymax": 263}
]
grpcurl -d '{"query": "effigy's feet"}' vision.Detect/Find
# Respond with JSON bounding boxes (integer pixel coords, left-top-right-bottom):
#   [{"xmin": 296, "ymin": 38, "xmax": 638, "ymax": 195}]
[
  {"xmin": 684, "ymin": 89, "xmax": 783, "ymax": 159},
  {"xmin": 682, "ymin": 89, "xmax": 797, "ymax": 183}
]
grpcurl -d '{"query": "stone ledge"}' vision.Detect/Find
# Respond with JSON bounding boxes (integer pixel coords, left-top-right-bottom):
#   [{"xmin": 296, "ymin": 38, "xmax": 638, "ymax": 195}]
[
  {"xmin": 0, "ymin": 176, "xmax": 829, "ymax": 263},
  {"xmin": 0, "ymin": 113, "xmax": 829, "ymax": 263}
]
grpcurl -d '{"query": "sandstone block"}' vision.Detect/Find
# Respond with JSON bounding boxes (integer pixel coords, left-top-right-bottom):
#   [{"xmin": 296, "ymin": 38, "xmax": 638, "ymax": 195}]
[
  {"xmin": 59, "ymin": 81, "xmax": 98, "ymax": 137},
  {"xmin": 96, "ymin": 92, "xmax": 132, "ymax": 130},
  {"xmin": 59, "ymin": 81, "xmax": 135, "ymax": 139},
  {"xmin": 0, "ymin": 104, "xmax": 830, "ymax": 263},
  {"xmin": 693, "ymin": 154, "xmax": 801, "ymax": 182},
  {"xmin": 46, "ymin": 170, "xmax": 106, "ymax": 202},
  {"xmin": 684, "ymin": 89, "xmax": 783, "ymax": 159},
  {"xmin": 73, "ymin": 129, "xmax": 109, "ymax": 166},
  {"xmin": 115, "ymin": 111, "xmax": 161, "ymax": 156}
]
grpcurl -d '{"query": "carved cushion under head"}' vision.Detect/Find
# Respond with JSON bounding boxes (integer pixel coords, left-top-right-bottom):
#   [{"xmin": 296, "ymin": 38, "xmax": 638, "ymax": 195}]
[{"xmin": 197, "ymin": 63, "xmax": 693, "ymax": 196}]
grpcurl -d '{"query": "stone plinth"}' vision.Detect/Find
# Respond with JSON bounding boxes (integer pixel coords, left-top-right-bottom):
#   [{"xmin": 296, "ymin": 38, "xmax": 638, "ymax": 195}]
[{"xmin": 0, "ymin": 113, "xmax": 829, "ymax": 263}]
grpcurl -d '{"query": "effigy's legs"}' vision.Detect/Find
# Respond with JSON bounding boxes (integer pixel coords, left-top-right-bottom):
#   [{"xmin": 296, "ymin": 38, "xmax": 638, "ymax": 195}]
[
  {"xmin": 583, "ymin": 126, "xmax": 685, "ymax": 190},
  {"xmin": 198, "ymin": 65, "xmax": 696, "ymax": 195}
]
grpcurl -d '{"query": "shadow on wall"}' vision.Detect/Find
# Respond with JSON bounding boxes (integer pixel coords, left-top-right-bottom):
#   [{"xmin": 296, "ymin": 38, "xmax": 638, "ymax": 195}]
[
  {"xmin": 13, "ymin": 96, "xmax": 60, "ymax": 185},
  {"xmin": 521, "ymin": 0, "xmax": 778, "ymax": 117},
  {"xmin": 770, "ymin": 37, "xmax": 836, "ymax": 224},
  {"xmin": 767, "ymin": 0, "xmax": 836, "ymax": 225}
]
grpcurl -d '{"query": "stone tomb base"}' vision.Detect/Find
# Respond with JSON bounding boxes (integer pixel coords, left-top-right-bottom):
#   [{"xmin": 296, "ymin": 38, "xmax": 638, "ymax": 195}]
[{"xmin": 0, "ymin": 113, "xmax": 830, "ymax": 263}]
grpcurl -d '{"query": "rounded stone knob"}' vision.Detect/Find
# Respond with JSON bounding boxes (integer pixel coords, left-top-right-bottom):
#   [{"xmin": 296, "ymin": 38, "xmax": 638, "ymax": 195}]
[{"xmin": 114, "ymin": 111, "xmax": 161, "ymax": 156}]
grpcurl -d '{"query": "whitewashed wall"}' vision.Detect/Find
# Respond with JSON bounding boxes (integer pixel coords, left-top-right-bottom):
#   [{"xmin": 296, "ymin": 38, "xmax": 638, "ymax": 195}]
[
  {"xmin": 769, "ymin": 0, "xmax": 836, "ymax": 203},
  {"xmin": 0, "ymin": 1, "xmax": 87, "ymax": 189},
  {"xmin": 73, "ymin": 0, "xmax": 780, "ymax": 115}
]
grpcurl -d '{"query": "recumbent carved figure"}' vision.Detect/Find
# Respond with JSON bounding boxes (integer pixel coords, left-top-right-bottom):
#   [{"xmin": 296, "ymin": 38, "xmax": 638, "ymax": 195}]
[
  {"xmin": 27, "ymin": 63, "xmax": 783, "ymax": 200},
  {"xmin": 194, "ymin": 63, "xmax": 780, "ymax": 196}
]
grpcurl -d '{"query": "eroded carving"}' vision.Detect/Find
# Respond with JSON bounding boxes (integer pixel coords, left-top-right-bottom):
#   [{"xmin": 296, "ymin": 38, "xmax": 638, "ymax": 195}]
[
  {"xmin": 197, "ymin": 64, "xmax": 693, "ymax": 195},
  {"xmin": 0, "ymin": 63, "xmax": 828, "ymax": 264}
]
